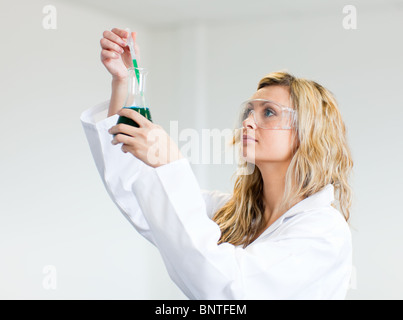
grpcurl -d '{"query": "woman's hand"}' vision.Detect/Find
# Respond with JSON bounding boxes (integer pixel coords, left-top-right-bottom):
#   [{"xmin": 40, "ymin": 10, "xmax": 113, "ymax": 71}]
[
  {"xmin": 100, "ymin": 28, "xmax": 140, "ymax": 81},
  {"xmin": 108, "ymin": 108, "xmax": 184, "ymax": 168}
]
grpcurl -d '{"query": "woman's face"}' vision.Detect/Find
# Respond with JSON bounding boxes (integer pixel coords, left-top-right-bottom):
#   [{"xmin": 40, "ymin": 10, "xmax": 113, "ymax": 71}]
[{"xmin": 242, "ymin": 85, "xmax": 298, "ymax": 166}]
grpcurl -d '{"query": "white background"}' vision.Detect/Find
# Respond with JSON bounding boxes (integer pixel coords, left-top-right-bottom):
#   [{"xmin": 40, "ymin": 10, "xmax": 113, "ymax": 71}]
[{"xmin": 1, "ymin": 0, "xmax": 402, "ymax": 299}]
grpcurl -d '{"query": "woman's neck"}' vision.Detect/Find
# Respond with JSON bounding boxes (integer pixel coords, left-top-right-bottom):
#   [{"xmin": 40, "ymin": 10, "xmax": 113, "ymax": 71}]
[{"xmin": 257, "ymin": 158, "xmax": 302, "ymax": 230}]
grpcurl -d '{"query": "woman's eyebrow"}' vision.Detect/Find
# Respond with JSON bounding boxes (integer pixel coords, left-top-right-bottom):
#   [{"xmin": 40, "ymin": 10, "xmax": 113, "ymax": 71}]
[
  {"xmin": 261, "ymin": 100, "xmax": 277, "ymax": 107},
  {"xmin": 263, "ymin": 100, "xmax": 288, "ymax": 108}
]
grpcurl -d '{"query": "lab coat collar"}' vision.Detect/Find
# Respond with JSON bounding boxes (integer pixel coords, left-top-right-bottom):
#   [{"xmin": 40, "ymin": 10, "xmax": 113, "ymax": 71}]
[
  {"xmin": 255, "ymin": 184, "xmax": 335, "ymax": 241},
  {"xmin": 284, "ymin": 183, "xmax": 335, "ymax": 217}
]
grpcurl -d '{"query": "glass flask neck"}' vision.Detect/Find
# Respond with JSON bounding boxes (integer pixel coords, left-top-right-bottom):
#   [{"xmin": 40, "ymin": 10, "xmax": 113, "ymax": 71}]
[{"xmin": 124, "ymin": 67, "xmax": 148, "ymax": 108}]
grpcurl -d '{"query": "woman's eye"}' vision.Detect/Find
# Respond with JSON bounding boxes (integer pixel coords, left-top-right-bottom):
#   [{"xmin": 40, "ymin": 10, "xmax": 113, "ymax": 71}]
[{"xmin": 264, "ymin": 108, "xmax": 275, "ymax": 117}]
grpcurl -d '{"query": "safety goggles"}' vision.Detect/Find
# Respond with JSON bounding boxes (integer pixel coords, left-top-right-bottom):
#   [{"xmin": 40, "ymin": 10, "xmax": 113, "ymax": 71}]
[{"xmin": 238, "ymin": 99, "xmax": 297, "ymax": 130}]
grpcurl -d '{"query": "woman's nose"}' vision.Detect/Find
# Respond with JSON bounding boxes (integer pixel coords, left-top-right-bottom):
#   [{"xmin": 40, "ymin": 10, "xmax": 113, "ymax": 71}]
[{"xmin": 242, "ymin": 113, "xmax": 257, "ymax": 129}]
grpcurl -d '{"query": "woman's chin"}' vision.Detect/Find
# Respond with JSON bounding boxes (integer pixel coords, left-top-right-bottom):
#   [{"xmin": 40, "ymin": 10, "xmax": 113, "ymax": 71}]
[{"xmin": 241, "ymin": 150, "xmax": 256, "ymax": 164}]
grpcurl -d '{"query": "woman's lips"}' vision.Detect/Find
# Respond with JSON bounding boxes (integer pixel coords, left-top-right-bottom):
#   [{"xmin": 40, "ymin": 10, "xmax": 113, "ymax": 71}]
[{"xmin": 243, "ymin": 135, "xmax": 257, "ymax": 142}]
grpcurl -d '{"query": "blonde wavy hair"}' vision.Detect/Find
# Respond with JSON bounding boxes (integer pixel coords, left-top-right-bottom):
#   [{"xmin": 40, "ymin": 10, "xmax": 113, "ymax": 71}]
[{"xmin": 212, "ymin": 71, "xmax": 354, "ymax": 248}]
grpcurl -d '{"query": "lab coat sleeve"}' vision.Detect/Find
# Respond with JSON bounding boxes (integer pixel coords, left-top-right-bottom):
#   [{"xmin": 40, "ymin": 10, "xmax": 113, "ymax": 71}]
[
  {"xmin": 80, "ymin": 101, "xmax": 232, "ymax": 246},
  {"xmin": 80, "ymin": 100, "xmax": 157, "ymax": 245},
  {"xmin": 132, "ymin": 158, "xmax": 352, "ymax": 300}
]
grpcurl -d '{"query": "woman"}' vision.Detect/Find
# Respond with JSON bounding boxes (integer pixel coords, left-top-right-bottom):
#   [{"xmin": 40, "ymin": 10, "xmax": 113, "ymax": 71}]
[{"xmin": 80, "ymin": 28, "xmax": 353, "ymax": 299}]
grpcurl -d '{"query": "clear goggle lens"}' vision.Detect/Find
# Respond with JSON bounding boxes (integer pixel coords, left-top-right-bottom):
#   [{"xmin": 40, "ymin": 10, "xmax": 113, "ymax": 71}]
[{"xmin": 238, "ymin": 99, "xmax": 296, "ymax": 130}]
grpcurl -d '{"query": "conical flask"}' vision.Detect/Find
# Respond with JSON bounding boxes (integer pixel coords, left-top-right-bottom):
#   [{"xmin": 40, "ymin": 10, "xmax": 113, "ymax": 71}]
[{"xmin": 116, "ymin": 67, "xmax": 152, "ymax": 129}]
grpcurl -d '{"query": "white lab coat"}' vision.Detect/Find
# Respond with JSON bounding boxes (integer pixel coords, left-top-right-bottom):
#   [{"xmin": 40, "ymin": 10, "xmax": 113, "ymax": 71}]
[{"xmin": 80, "ymin": 100, "xmax": 352, "ymax": 300}]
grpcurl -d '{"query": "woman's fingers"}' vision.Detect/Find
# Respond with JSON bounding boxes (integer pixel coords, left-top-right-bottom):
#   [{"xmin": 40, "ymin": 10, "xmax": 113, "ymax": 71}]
[
  {"xmin": 100, "ymin": 38, "xmax": 124, "ymax": 55},
  {"xmin": 117, "ymin": 108, "xmax": 151, "ymax": 128},
  {"xmin": 109, "ymin": 123, "xmax": 141, "ymax": 138},
  {"xmin": 100, "ymin": 29, "xmax": 129, "ymax": 57},
  {"xmin": 101, "ymin": 49, "xmax": 119, "ymax": 60},
  {"xmin": 111, "ymin": 28, "xmax": 129, "ymax": 41},
  {"xmin": 100, "ymin": 28, "xmax": 141, "ymax": 67},
  {"xmin": 111, "ymin": 133, "xmax": 134, "ymax": 145},
  {"xmin": 103, "ymin": 29, "xmax": 127, "ymax": 47}
]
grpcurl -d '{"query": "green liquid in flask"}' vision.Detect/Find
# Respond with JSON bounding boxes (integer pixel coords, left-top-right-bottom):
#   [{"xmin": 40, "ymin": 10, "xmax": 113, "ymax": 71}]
[
  {"xmin": 114, "ymin": 66, "xmax": 151, "ymax": 137},
  {"xmin": 115, "ymin": 107, "xmax": 153, "ymax": 136}
]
